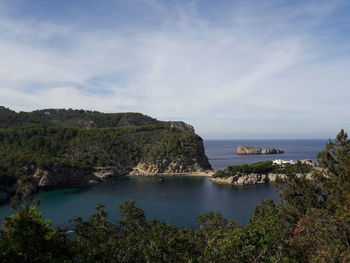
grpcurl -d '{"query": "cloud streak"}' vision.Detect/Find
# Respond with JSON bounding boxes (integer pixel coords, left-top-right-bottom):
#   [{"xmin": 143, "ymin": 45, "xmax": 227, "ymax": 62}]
[{"xmin": 0, "ymin": 0, "xmax": 349, "ymax": 138}]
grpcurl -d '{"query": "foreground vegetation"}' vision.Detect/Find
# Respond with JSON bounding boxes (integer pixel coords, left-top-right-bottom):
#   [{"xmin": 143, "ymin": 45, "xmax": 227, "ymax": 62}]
[
  {"xmin": 0, "ymin": 129, "xmax": 349, "ymax": 262},
  {"xmin": 213, "ymin": 160, "xmax": 314, "ymax": 178}
]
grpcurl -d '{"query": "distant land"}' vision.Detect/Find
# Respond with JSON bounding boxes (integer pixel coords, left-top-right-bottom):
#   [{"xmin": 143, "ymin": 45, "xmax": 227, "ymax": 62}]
[{"xmin": 236, "ymin": 145, "xmax": 284, "ymax": 155}]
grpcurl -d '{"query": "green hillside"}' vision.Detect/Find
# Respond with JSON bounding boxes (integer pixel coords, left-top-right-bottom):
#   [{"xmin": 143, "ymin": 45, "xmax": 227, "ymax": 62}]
[
  {"xmin": 0, "ymin": 107, "xmax": 211, "ymax": 203},
  {"xmin": 0, "ymin": 106, "xmax": 192, "ymax": 130}
]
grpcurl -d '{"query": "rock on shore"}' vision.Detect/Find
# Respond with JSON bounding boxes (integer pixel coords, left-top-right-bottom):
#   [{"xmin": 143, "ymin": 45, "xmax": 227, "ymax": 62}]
[{"xmin": 236, "ymin": 145, "xmax": 284, "ymax": 155}]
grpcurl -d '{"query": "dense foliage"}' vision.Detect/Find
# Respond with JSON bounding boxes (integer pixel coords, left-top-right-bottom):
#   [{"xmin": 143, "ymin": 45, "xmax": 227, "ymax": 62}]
[
  {"xmin": 0, "ymin": 106, "xmax": 162, "ymax": 128},
  {"xmin": 143, "ymin": 132, "xmax": 200, "ymax": 162},
  {"xmin": 213, "ymin": 160, "xmax": 314, "ymax": 178},
  {"xmin": 0, "ymin": 129, "xmax": 349, "ymax": 262},
  {"xmin": 0, "ymin": 125, "xmax": 204, "ymax": 185}
]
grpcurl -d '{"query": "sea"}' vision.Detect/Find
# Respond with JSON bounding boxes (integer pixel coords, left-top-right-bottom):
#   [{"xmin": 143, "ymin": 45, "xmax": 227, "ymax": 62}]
[
  {"xmin": 204, "ymin": 139, "xmax": 326, "ymax": 170},
  {"xmin": 0, "ymin": 139, "xmax": 327, "ymax": 228}
]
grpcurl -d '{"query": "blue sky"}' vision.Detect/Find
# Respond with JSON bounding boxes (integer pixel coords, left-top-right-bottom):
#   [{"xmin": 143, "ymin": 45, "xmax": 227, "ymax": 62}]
[{"xmin": 0, "ymin": 0, "xmax": 349, "ymax": 139}]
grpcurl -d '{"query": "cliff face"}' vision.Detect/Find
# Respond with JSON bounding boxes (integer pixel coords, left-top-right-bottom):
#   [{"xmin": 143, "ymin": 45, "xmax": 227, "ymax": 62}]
[
  {"xmin": 166, "ymin": 121, "xmax": 195, "ymax": 133},
  {"xmin": 133, "ymin": 131, "xmax": 211, "ymax": 175},
  {"xmin": 130, "ymin": 136, "xmax": 211, "ymax": 175},
  {"xmin": 0, "ymin": 107, "xmax": 211, "ymax": 201},
  {"xmin": 236, "ymin": 145, "xmax": 284, "ymax": 155}
]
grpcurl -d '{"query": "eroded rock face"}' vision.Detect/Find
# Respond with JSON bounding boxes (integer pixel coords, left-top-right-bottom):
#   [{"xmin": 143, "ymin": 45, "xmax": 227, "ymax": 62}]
[
  {"xmin": 236, "ymin": 145, "xmax": 284, "ymax": 155},
  {"xmin": 32, "ymin": 168, "xmax": 96, "ymax": 188},
  {"xmin": 166, "ymin": 121, "xmax": 195, "ymax": 133}
]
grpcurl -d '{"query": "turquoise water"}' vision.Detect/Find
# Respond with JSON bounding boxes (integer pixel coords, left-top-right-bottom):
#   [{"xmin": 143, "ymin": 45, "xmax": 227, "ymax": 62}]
[
  {"xmin": 0, "ymin": 176, "xmax": 278, "ymax": 228},
  {"xmin": 0, "ymin": 139, "xmax": 326, "ymax": 228}
]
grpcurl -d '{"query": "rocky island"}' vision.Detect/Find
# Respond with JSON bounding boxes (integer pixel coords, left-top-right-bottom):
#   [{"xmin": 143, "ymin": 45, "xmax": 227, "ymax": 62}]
[
  {"xmin": 0, "ymin": 106, "xmax": 212, "ymax": 203},
  {"xmin": 236, "ymin": 145, "xmax": 284, "ymax": 155}
]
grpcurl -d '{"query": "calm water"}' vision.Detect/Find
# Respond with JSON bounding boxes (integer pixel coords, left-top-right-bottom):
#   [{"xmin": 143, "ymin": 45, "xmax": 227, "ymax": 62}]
[
  {"xmin": 204, "ymin": 139, "xmax": 327, "ymax": 170},
  {"xmin": 0, "ymin": 139, "xmax": 327, "ymax": 228}
]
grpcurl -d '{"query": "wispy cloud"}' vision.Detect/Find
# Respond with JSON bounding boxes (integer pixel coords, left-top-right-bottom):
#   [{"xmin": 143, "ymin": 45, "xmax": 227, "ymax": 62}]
[{"xmin": 0, "ymin": 0, "xmax": 349, "ymax": 138}]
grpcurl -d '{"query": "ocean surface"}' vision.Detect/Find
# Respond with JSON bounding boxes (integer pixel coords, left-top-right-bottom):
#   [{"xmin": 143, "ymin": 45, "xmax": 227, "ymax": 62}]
[
  {"xmin": 0, "ymin": 139, "xmax": 327, "ymax": 228},
  {"xmin": 204, "ymin": 139, "xmax": 327, "ymax": 171}
]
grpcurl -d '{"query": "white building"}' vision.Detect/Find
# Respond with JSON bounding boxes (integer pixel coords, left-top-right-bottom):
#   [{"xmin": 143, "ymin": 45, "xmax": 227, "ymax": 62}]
[{"xmin": 273, "ymin": 159, "xmax": 297, "ymax": 165}]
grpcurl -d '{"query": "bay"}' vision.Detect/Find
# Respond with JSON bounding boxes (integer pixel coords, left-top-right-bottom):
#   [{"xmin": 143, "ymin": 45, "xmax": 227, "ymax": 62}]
[{"xmin": 0, "ymin": 139, "xmax": 327, "ymax": 228}]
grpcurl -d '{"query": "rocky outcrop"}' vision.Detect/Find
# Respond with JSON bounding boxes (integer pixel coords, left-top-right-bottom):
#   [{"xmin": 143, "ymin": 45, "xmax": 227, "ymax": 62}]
[
  {"xmin": 30, "ymin": 166, "xmax": 131, "ymax": 190},
  {"xmin": 32, "ymin": 167, "xmax": 97, "ymax": 189},
  {"xmin": 236, "ymin": 145, "xmax": 284, "ymax": 155},
  {"xmin": 0, "ymin": 166, "xmax": 130, "ymax": 203},
  {"xmin": 166, "ymin": 121, "xmax": 195, "ymax": 133},
  {"xmin": 210, "ymin": 172, "xmax": 314, "ymax": 185},
  {"xmin": 130, "ymin": 135, "xmax": 212, "ymax": 176},
  {"xmin": 129, "ymin": 161, "xmax": 211, "ymax": 176},
  {"xmin": 211, "ymin": 173, "xmax": 270, "ymax": 185},
  {"xmin": 92, "ymin": 167, "xmax": 129, "ymax": 179}
]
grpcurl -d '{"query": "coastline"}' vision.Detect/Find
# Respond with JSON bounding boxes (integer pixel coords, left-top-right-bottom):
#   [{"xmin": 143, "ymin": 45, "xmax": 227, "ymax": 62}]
[
  {"xmin": 210, "ymin": 172, "xmax": 316, "ymax": 185},
  {"xmin": 0, "ymin": 170, "xmax": 215, "ymax": 205},
  {"xmin": 127, "ymin": 170, "xmax": 214, "ymax": 177}
]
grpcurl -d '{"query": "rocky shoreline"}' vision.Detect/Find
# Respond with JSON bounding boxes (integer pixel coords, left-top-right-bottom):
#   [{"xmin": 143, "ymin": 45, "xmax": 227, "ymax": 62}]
[
  {"xmin": 0, "ymin": 106, "xmax": 214, "ymax": 205},
  {"xmin": 210, "ymin": 172, "xmax": 314, "ymax": 185},
  {"xmin": 0, "ymin": 162, "xmax": 213, "ymax": 204}
]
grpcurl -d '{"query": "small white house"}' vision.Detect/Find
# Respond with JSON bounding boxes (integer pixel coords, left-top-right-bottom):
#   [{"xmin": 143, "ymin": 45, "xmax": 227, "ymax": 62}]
[{"xmin": 273, "ymin": 159, "xmax": 297, "ymax": 165}]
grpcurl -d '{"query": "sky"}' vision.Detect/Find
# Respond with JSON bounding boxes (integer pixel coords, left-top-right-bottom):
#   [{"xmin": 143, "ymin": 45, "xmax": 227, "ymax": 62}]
[{"xmin": 0, "ymin": 0, "xmax": 349, "ymax": 139}]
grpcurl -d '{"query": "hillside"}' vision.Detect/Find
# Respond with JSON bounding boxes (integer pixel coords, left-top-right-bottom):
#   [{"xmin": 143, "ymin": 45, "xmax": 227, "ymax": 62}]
[
  {"xmin": 0, "ymin": 107, "xmax": 211, "ymax": 203},
  {"xmin": 0, "ymin": 106, "xmax": 194, "ymax": 131}
]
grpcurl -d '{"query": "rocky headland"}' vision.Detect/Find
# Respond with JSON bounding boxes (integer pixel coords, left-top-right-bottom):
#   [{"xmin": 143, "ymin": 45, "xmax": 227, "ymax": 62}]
[
  {"xmin": 236, "ymin": 145, "xmax": 284, "ymax": 155},
  {"xmin": 210, "ymin": 160, "xmax": 316, "ymax": 186},
  {"xmin": 0, "ymin": 107, "xmax": 212, "ymax": 204}
]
